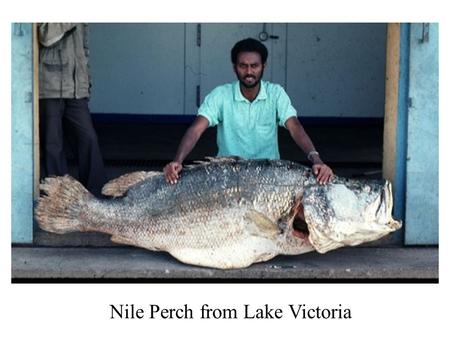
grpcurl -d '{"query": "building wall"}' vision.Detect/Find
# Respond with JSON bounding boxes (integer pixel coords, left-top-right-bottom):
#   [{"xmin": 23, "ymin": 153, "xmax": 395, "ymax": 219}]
[
  {"xmin": 12, "ymin": 23, "xmax": 34, "ymax": 243},
  {"xmin": 286, "ymin": 23, "xmax": 386, "ymax": 118},
  {"xmin": 89, "ymin": 23, "xmax": 387, "ymax": 118},
  {"xmin": 404, "ymin": 23, "xmax": 439, "ymax": 244},
  {"xmin": 89, "ymin": 24, "xmax": 186, "ymax": 116}
]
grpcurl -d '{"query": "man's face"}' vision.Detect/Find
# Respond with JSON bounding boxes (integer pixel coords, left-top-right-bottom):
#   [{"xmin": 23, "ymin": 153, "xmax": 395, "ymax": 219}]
[{"xmin": 234, "ymin": 51, "xmax": 265, "ymax": 89}]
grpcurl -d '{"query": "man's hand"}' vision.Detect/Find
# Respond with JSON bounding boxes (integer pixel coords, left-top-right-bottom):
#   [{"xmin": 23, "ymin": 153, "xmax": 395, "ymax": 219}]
[
  {"xmin": 164, "ymin": 161, "xmax": 183, "ymax": 184},
  {"xmin": 312, "ymin": 163, "xmax": 334, "ymax": 185}
]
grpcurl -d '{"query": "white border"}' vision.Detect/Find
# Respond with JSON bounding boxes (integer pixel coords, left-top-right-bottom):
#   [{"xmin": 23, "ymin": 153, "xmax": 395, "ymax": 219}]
[{"xmin": 2, "ymin": 1, "xmax": 447, "ymax": 336}]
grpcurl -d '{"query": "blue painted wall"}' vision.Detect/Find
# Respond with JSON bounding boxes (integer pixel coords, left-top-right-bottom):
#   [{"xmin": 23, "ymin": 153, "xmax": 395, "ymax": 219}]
[
  {"xmin": 404, "ymin": 24, "xmax": 439, "ymax": 244},
  {"xmin": 287, "ymin": 23, "xmax": 387, "ymax": 118},
  {"xmin": 89, "ymin": 24, "xmax": 186, "ymax": 116},
  {"xmin": 11, "ymin": 23, "xmax": 34, "ymax": 243}
]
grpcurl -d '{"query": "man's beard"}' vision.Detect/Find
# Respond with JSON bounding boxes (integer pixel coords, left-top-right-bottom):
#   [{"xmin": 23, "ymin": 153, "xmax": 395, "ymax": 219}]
[
  {"xmin": 240, "ymin": 76, "xmax": 259, "ymax": 88},
  {"xmin": 237, "ymin": 69, "xmax": 264, "ymax": 89}
]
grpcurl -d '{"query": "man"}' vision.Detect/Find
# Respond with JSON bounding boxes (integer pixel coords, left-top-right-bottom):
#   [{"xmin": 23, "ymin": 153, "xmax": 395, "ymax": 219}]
[
  {"xmin": 164, "ymin": 37, "xmax": 333, "ymax": 185},
  {"xmin": 39, "ymin": 23, "xmax": 106, "ymax": 197}
]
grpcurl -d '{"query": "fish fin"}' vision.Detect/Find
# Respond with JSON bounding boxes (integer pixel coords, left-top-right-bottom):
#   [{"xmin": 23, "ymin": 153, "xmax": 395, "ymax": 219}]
[
  {"xmin": 205, "ymin": 156, "xmax": 243, "ymax": 163},
  {"xmin": 185, "ymin": 156, "xmax": 242, "ymax": 169},
  {"xmin": 102, "ymin": 171, "xmax": 161, "ymax": 197},
  {"xmin": 245, "ymin": 209, "xmax": 280, "ymax": 237},
  {"xmin": 35, "ymin": 175, "xmax": 92, "ymax": 234},
  {"xmin": 192, "ymin": 160, "xmax": 209, "ymax": 165}
]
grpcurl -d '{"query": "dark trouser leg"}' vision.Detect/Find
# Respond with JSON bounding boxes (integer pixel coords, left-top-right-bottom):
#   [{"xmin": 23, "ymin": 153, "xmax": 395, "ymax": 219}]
[
  {"xmin": 39, "ymin": 99, "xmax": 68, "ymax": 178},
  {"xmin": 64, "ymin": 98, "xmax": 106, "ymax": 196}
]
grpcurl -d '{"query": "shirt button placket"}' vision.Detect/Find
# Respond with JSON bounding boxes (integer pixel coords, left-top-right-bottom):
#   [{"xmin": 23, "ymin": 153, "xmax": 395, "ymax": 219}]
[{"xmin": 248, "ymin": 101, "xmax": 255, "ymax": 130}]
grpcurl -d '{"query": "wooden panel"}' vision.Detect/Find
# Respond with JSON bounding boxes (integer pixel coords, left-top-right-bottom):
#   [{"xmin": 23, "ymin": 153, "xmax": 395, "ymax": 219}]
[
  {"xmin": 33, "ymin": 23, "xmax": 40, "ymax": 199},
  {"xmin": 382, "ymin": 23, "xmax": 400, "ymax": 183}
]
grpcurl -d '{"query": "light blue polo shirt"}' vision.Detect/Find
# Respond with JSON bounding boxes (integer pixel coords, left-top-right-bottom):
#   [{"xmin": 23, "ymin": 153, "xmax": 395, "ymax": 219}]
[{"xmin": 198, "ymin": 81, "xmax": 298, "ymax": 160}]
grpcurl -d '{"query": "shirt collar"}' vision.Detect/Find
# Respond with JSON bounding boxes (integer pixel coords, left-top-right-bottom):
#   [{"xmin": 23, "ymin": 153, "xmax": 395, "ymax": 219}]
[{"xmin": 233, "ymin": 80, "xmax": 267, "ymax": 102}]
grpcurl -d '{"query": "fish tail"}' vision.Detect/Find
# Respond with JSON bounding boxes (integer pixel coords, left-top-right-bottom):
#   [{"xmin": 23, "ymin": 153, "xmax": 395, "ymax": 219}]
[{"xmin": 35, "ymin": 175, "xmax": 94, "ymax": 234}]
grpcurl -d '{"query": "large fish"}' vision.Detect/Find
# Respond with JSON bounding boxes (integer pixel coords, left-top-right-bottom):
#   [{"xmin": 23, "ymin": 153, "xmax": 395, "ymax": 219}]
[{"xmin": 35, "ymin": 157, "xmax": 401, "ymax": 269}]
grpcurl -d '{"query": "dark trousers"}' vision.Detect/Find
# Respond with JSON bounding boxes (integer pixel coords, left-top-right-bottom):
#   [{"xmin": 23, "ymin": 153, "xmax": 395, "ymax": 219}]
[{"xmin": 39, "ymin": 98, "xmax": 106, "ymax": 196}]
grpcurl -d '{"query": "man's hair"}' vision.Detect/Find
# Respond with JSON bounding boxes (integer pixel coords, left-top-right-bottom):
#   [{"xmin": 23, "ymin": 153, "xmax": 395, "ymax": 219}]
[{"xmin": 231, "ymin": 38, "xmax": 268, "ymax": 64}]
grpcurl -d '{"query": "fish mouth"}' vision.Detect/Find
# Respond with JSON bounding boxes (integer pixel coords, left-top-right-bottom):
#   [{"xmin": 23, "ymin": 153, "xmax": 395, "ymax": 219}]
[
  {"xmin": 291, "ymin": 203, "xmax": 310, "ymax": 240},
  {"xmin": 281, "ymin": 195, "xmax": 311, "ymax": 242}
]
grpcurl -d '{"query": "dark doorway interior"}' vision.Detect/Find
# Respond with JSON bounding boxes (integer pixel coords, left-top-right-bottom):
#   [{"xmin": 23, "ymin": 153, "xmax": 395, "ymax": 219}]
[{"xmin": 87, "ymin": 120, "xmax": 384, "ymax": 181}]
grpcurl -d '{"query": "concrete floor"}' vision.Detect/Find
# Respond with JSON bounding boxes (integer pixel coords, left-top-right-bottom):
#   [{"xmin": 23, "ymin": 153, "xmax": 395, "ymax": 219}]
[{"xmin": 12, "ymin": 246, "xmax": 438, "ymax": 280}]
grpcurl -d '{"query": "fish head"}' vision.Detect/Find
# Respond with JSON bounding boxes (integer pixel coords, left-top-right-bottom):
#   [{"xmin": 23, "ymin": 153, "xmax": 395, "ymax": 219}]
[{"xmin": 301, "ymin": 179, "xmax": 402, "ymax": 253}]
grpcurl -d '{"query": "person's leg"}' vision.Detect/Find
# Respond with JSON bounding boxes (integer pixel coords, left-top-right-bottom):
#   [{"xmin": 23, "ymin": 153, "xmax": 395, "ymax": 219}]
[
  {"xmin": 39, "ymin": 99, "xmax": 68, "ymax": 177},
  {"xmin": 63, "ymin": 98, "xmax": 106, "ymax": 197}
]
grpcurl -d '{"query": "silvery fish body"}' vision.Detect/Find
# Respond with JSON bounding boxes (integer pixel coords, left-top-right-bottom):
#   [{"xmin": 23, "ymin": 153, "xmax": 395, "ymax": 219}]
[{"xmin": 35, "ymin": 158, "xmax": 401, "ymax": 269}]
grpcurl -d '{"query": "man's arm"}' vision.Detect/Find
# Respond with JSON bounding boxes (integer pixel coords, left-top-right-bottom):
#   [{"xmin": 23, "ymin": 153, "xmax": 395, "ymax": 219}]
[
  {"xmin": 163, "ymin": 116, "xmax": 209, "ymax": 184},
  {"xmin": 285, "ymin": 116, "xmax": 333, "ymax": 184}
]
